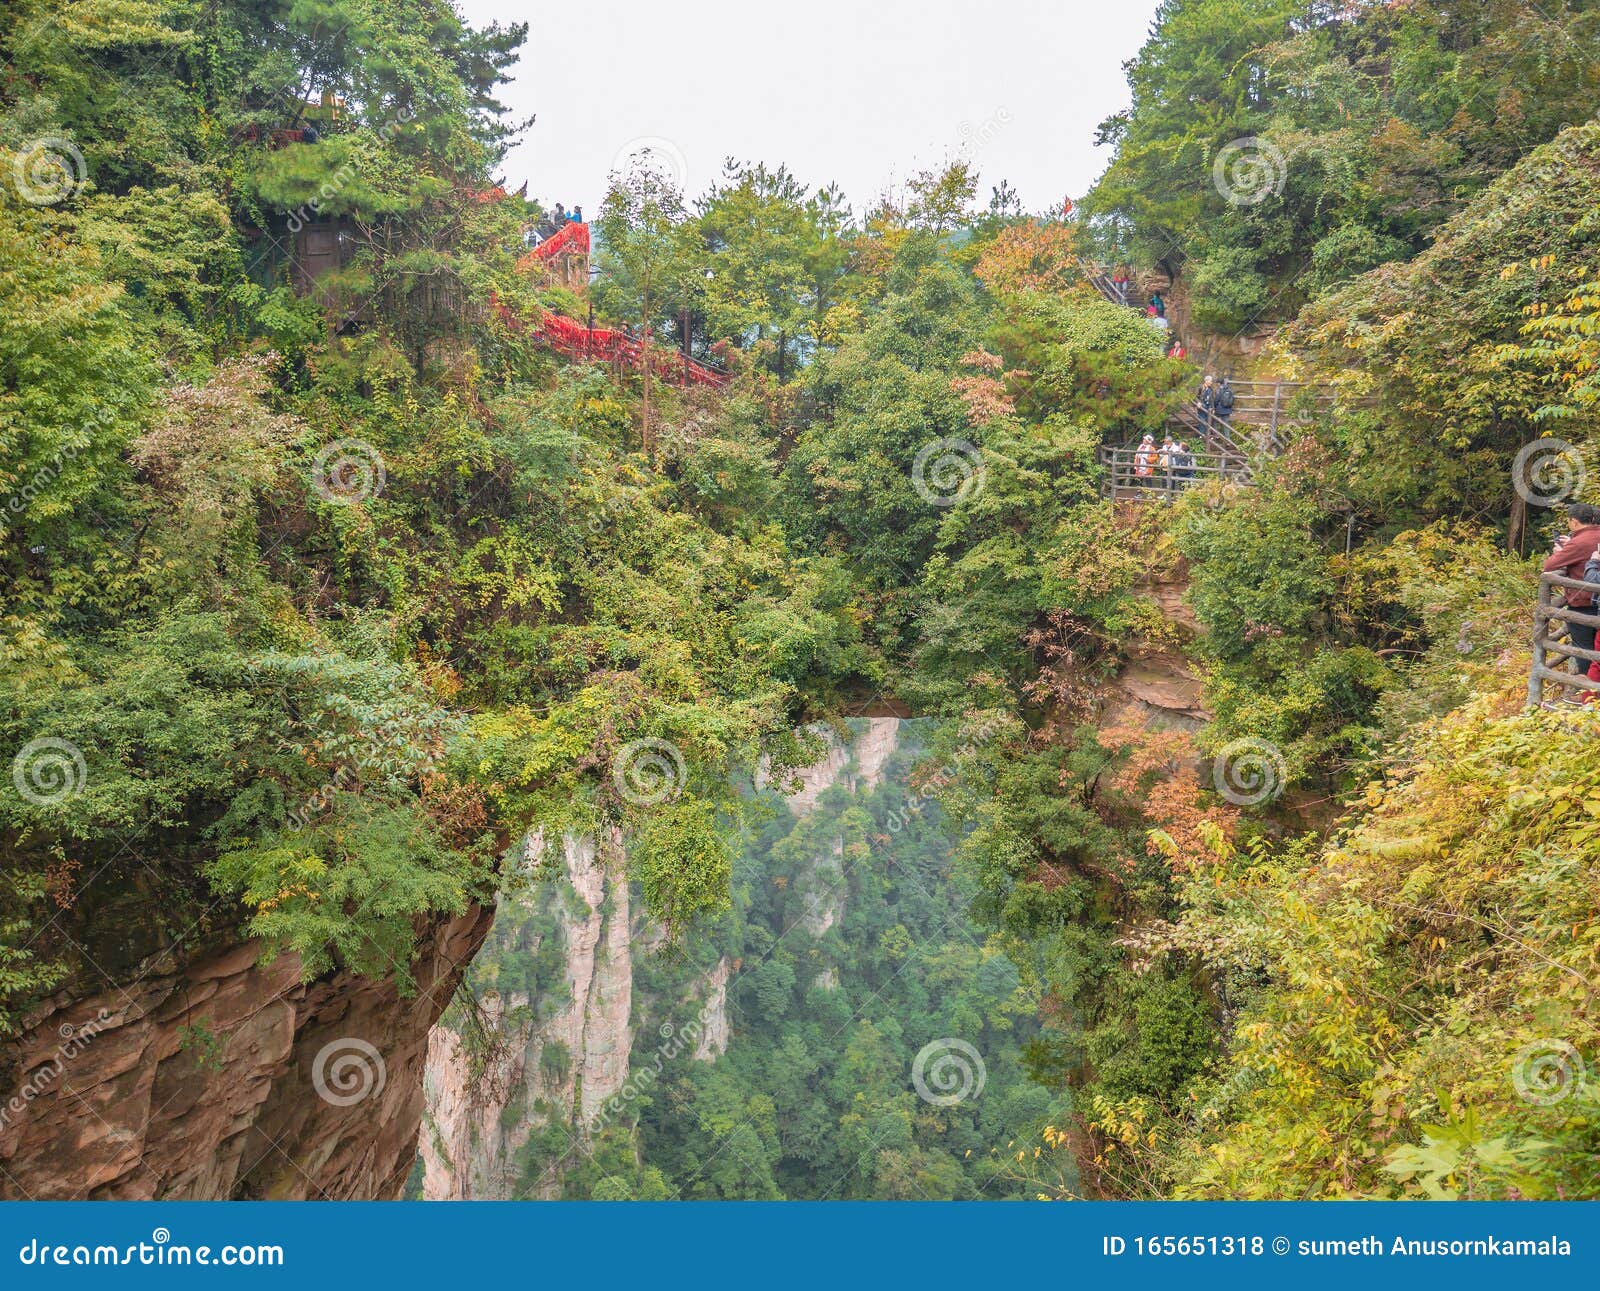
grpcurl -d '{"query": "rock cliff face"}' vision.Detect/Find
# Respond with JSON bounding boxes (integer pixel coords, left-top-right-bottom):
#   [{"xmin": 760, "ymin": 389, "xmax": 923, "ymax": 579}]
[
  {"xmin": 420, "ymin": 719, "xmax": 899, "ymax": 1199},
  {"xmin": 421, "ymin": 829, "xmax": 637, "ymax": 1199},
  {"xmin": 0, "ymin": 905, "xmax": 491, "ymax": 1200},
  {"xmin": 1111, "ymin": 567, "xmax": 1210, "ymax": 727}
]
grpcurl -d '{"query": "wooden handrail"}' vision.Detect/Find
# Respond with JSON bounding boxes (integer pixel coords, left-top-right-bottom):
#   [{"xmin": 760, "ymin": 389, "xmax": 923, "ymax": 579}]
[
  {"xmin": 1530, "ymin": 571, "xmax": 1600, "ymax": 706},
  {"xmin": 1097, "ymin": 443, "xmax": 1250, "ymax": 501}
]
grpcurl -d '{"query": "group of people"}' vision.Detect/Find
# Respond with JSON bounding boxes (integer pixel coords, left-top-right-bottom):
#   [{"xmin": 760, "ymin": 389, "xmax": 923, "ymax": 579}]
[
  {"xmin": 1131, "ymin": 432, "xmax": 1196, "ymax": 491},
  {"xmin": 1145, "ymin": 291, "xmax": 1169, "ymax": 336},
  {"xmin": 1108, "ymin": 267, "xmax": 1191, "ymax": 358},
  {"xmin": 536, "ymin": 202, "xmax": 584, "ymax": 237}
]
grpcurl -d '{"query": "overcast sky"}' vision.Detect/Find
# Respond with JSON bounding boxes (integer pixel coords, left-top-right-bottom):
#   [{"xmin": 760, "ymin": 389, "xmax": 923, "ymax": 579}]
[{"xmin": 456, "ymin": 0, "xmax": 1161, "ymax": 216}]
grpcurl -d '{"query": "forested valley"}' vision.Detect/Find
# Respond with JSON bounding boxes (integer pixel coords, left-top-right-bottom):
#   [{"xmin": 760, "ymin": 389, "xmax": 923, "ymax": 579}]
[{"xmin": 2, "ymin": 0, "xmax": 1598, "ymax": 1201}]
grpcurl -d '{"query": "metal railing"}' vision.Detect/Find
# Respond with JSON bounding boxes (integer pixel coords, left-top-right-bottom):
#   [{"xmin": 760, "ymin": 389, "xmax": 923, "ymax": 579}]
[
  {"xmin": 1098, "ymin": 444, "xmax": 1250, "ymax": 501},
  {"xmin": 1530, "ymin": 572, "xmax": 1600, "ymax": 705}
]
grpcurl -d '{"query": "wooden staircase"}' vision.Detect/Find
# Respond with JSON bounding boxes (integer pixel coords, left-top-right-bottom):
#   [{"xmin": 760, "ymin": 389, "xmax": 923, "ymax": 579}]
[{"xmin": 1076, "ymin": 257, "xmax": 1333, "ymax": 501}]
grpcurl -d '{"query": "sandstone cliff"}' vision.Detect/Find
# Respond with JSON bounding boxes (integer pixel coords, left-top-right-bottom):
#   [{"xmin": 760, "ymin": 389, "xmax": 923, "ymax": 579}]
[
  {"xmin": 420, "ymin": 718, "xmax": 900, "ymax": 1199},
  {"xmin": 0, "ymin": 905, "xmax": 491, "ymax": 1200}
]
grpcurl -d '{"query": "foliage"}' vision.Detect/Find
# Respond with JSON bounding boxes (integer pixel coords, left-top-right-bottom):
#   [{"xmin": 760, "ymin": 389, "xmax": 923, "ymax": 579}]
[{"xmin": 1087, "ymin": 0, "xmax": 1600, "ymax": 332}]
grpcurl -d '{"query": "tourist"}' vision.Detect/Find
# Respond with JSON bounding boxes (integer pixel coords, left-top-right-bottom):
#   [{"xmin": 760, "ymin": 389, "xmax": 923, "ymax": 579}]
[
  {"xmin": 1158, "ymin": 435, "xmax": 1177, "ymax": 493},
  {"xmin": 1173, "ymin": 440, "xmax": 1195, "ymax": 486},
  {"xmin": 1112, "ymin": 266, "xmax": 1130, "ymax": 304},
  {"xmin": 1217, "ymin": 376, "xmax": 1235, "ymax": 423},
  {"xmin": 571, "ymin": 204, "xmax": 583, "ymax": 224},
  {"xmin": 1543, "ymin": 502, "xmax": 1600, "ymax": 670},
  {"xmin": 1134, "ymin": 433, "xmax": 1158, "ymax": 487},
  {"xmin": 1168, "ymin": 339, "xmax": 1187, "ymax": 361},
  {"xmin": 1149, "ymin": 290, "xmax": 1165, "ymax": 318},
  {"xmin": 1197, "ymin": 373, "xmax": 1218, "ymax": 433}
]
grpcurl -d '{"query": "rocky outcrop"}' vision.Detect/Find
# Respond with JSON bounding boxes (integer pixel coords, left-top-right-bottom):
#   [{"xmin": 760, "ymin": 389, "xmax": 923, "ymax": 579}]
[
  {"xmin": 691, "ymin": 957, "xmax": 730, "ymax": 1062},
  {"xmin": 788, "ymin": 717, "xmax": 899, "ymax": 935},
  {"xmin": 420, "ymin": 719, "xmax": 903, "ymax": 1198},
  {"xmin": 421, "ymin": 829, "xmax": 632, "ymax": 1200},
  {"xmin": 1111, "ymin": 569, "xmax": 1210, "ymax": 727},
  {"xmin": 778, "ymin": 716, "xmax": 899, "ymax": 815},
  {"xmin": 0, "ymin": 905, "xmax": 491, "ymax": 1200}
]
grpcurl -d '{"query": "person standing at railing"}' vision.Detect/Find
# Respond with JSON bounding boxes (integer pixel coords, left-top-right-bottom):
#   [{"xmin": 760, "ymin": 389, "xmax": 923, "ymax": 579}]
[
  {"xmin": 1112, "ymin": 266, "xmax": 1130, "ymax": 305},
  {"xmin": 1196, "ymin": 374, "xmax": 1217, "ymax": 436},
  {"xmin": 1543, "ymin": 502, "xmax": 1600, "ymax": 669},
  {"xmin": 1134, "ymin": 434, "xmax": 1158, "ymax": 487},
  {"xmin": 1173, "ymin": 440, "xmax": 1194, "ymax": 486},
  {"xmin": 1158, "ymin": 435, "xmax": 1178, "ymax": 494}
]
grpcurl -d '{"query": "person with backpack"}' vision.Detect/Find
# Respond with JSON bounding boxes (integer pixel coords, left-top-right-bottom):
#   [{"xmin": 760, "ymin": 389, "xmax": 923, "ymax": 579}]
[{"xmin": 1217, "ymin": 376, "xmax": 1235, "ymax": 424}]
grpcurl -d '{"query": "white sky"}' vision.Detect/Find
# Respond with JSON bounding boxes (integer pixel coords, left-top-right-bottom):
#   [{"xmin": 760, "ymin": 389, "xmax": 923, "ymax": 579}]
[{"xmin": 456, "ymin": 0, "xmax": 1161, "ymax": 216}]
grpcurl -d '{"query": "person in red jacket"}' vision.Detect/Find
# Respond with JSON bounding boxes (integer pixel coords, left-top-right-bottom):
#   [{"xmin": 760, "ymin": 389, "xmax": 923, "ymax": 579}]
[{"xmin": 1542, "ymin": 502, "xmax": 1600, "ymax": 668}]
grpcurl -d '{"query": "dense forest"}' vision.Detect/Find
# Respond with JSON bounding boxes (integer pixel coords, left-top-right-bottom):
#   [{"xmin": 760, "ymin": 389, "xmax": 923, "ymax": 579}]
[{"xmin": 2, "ymin": 0, "xmax": 1598, "ymax": 1201}]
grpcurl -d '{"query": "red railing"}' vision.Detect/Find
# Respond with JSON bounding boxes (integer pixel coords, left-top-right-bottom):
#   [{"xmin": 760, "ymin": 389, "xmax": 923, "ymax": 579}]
[
  {"xmin": 529, "ymin": 220, "xmax": 590, "ymax": 261},
  {"xmin": 491, "ymin": 293, "xmax": 729, "ymax": 389}
]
